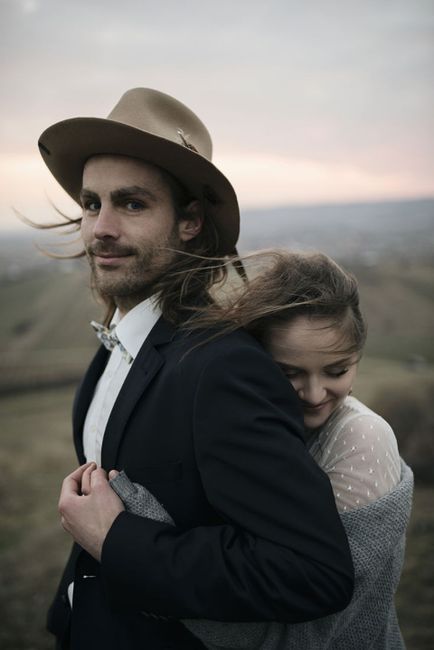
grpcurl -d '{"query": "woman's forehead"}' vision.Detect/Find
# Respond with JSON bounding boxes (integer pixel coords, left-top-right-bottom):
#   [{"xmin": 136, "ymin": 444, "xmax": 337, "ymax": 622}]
[{"xmin": 267, "ymin": 316, "xmax": 355, "ymax": 359}]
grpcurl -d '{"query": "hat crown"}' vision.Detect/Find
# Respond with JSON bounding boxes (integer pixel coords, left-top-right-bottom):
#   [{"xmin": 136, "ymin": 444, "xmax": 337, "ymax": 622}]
[
  {"xmin": 107, "ymin": 88, "xmax": 213, "ymax": 161},
  {"xmin": 37, "ymin": 86, "xmax": 239, "ymax": 253}
]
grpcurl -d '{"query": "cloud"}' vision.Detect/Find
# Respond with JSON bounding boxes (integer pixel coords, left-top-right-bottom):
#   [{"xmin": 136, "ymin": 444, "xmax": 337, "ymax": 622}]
[
  {"xmin": 0, "ymin": 153, "xmax": 77, "ymax": 230},
  {"xmin": 0, "ymin": 0, "xmax": 433, "ymax": 229},
  {"xmin": 1, "ymin": 147, "xmax": 433, "ymax": 233},
  {"xmin": 216, "ymin": 151, "xmax": 434, "ymax": 207},
  {"xmin": 21, "ymin": 0, "xmax": 39, "ymax": 14}
]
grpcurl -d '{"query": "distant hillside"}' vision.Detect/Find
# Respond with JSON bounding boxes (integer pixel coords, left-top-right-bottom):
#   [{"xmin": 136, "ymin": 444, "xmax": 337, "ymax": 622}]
[
  {"xmin": 1, "ymin": 197, "xmax": 434, "ymax": 275},
  {"xmin": 238, "ymin": 197, "xmax": 434, "ymax": 261},
  {"xmin": 0, "ymin": 197, "xmax": 433, "ymax": 391},
  {"xmin": 0, "ymin": 259, "xmax": 432, "ymax": 393},
  {"xmin": 0, "ymin": 265, "xmax": 99, "ymax": 392}
]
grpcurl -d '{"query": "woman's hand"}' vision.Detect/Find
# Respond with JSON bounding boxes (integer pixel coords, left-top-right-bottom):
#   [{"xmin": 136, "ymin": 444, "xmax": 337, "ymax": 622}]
[{"xmin": 58, "ymin": 463, "xmax": 125, "ymax": 561}]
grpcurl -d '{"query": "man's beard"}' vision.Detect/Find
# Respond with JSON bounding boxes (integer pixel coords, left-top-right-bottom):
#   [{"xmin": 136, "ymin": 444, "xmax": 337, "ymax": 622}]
[{"xmin": 86, "ymin": 229, "xmax": 181, "ymax": 302}]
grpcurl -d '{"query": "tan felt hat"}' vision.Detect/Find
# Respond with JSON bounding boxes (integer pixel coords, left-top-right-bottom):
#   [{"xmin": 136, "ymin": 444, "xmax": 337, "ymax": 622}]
[{"xmin": 38, "ymin": 88, "xmax": 239, "ymax": 254}]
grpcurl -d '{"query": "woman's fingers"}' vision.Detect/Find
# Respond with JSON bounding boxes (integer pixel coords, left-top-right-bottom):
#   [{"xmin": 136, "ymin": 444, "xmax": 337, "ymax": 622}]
[{"xmin": 80, "ymin": 462, "xmax": 97, "ymax": 496}]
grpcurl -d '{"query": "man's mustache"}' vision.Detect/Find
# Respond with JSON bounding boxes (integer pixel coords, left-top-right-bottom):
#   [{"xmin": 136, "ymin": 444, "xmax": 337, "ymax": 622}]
[{"xmin": 86, "ymin": 243, "xmax": 137, "ymax": 257}]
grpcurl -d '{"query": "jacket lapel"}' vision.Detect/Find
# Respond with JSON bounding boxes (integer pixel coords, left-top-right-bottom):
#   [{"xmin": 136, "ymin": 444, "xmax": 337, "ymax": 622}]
[{"xmin": 100, "ymin": 317, "xmax": 177, "ymax": 469}]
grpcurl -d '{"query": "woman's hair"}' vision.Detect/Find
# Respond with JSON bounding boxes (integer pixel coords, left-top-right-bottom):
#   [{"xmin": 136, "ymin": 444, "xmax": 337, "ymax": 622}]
[
  {"xmin": 23, "ymin": 165, "xmax": 231, "ymax": 326},
  {"xmin": 192, "ymin": 250, "xmax": 367, "ymax": 356}
]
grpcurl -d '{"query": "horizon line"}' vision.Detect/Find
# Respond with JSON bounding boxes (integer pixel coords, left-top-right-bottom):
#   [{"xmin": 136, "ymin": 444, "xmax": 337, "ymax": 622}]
[{"xmin": 1, "ymin": 194, "xmax": 433, "ymax": 236}]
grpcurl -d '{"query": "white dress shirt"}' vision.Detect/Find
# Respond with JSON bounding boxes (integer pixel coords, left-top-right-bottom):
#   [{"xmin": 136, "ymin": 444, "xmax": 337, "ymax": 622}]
[
  {"xmin": 83, "ymin": 297, "xmax": 162, "ymax": 467},
  {"xmin": 68, "ymin": 297, "xmax": 161, "ymax": 607}
]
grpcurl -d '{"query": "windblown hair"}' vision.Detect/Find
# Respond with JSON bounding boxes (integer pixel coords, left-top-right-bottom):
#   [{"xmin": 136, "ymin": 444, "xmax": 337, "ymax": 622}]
[
  {"xmin": 192, "ymin": 250, "xmax": 367, "ymax": 356},
  {"xmin": 23, "ymin": 165, "xmax": 232, "ymax": 326},
  {"xmin": 145, "ymin": 169, "xmax": 230, "ymax": 326}
]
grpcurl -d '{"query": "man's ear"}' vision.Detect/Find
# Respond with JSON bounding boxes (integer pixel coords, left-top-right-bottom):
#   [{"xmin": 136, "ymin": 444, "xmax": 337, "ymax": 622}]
[{"xmin": 178, "ymin": 200, "xmax": 204, "ymax": 242}]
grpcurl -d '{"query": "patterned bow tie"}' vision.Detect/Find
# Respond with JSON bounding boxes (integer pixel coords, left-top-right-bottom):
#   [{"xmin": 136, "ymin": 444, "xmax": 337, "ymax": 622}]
[{"xmin": 90, "ymin": 321, "xmax": 133, "ymax": 364}]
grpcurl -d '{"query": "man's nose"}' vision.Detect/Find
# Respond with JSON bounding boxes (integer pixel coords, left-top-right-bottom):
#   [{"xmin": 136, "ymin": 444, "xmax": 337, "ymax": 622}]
[
  {"xmin": 93, "ymin": 205, "xmax": 120, "ymax": 240},
  {"xmin": 297, "ymin": 377, "xmax": 326, "ymax": 405}
]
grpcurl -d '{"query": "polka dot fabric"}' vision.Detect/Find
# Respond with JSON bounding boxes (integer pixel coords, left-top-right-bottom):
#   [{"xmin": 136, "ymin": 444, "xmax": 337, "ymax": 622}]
[{"xmin": 307, "ymin": 396, "xmax": 401, "ymax": 513}]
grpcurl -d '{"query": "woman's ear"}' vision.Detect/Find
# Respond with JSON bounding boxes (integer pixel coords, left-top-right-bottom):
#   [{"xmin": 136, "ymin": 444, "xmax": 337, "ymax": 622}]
[{"xmin": 178, "ymin": 200, "xmax": 204, "ymax": 242}]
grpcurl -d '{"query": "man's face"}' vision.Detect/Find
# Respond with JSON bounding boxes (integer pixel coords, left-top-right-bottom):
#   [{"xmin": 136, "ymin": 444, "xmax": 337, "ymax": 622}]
[{"xmin": 80, "ymin": 155, "xmax": 187, "ymax": 310}]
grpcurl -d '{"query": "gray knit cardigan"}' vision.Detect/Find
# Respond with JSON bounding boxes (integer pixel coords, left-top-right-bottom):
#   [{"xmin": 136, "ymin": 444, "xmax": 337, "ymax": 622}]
[{"xmin": 110, "ymin": 459, "xmax": 413, "ymax": 650}]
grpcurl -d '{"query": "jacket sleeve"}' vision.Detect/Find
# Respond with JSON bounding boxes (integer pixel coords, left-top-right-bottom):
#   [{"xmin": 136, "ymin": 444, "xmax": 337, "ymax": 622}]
[{"xmin": 100, "ymin": 342, "xmax": 354, "ymax": 622}]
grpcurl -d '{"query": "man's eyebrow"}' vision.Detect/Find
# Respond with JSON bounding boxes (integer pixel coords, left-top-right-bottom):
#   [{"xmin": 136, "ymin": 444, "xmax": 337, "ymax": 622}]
[
  {"xmin": 79, "ymin": 188, "xmax": 99, "ymax": 201},
  {"xmin": 110, "ymin": 186, "xmax": 157, "ymax": 202},
  {"xmin": 79, "ymin": 186, "xmax": 158, "ymax": 203}
]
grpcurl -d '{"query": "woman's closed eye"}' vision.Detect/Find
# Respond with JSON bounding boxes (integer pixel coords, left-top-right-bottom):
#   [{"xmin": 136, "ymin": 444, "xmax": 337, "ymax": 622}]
[
  {"xmin": 277, "ymin": 364, "xmax": 301, "ymax": 378},
  {"xmin": 325, "ymin": 366, "xmax": 350, "ymax": 378},
  {"xmin": 277, "ymin": 364, "xmax": 350, "ymax": 379}
]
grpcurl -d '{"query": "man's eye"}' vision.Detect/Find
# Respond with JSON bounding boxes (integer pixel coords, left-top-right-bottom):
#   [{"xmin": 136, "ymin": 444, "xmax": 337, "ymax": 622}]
[
  {"xmin": 83, "ymin": 201, "xmax": 100, "ymax": 212},
  {"xmin": 125, "ymin": 200, "xmax": 144, "ymax": 211}
]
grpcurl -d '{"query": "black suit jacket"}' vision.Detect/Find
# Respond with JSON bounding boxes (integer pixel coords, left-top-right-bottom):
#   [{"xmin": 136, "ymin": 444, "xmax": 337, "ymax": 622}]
[{"xmin": 48, "ymin": 319, "xmax": 354, "ymax": 649}]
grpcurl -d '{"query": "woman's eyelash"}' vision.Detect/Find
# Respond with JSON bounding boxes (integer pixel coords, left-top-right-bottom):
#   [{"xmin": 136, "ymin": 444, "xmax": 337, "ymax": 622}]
[
  {"xmin": 278, "ymin": 366, "xmax": 349, "ymax": 378},
  {"xmin": 327, "ymin": 368, "xmax": 349, "ymax": 377}
]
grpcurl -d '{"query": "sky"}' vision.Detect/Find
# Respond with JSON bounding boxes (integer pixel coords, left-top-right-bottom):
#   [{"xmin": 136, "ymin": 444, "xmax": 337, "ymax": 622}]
[{"xmin": 1, "ymin": 0, "xmax": 433, "ymax": 231}]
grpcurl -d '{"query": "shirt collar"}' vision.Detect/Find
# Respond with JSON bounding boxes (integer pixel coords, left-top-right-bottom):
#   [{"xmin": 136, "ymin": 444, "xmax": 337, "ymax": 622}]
[{"xmin": 110, "ymin": 297, "xmax": 162, "ymax": 361}]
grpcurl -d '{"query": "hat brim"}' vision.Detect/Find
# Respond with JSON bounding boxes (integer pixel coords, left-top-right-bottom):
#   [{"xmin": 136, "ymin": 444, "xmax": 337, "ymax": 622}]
[{"xmin": 38, "ymin": 117, "xmax": 239, "ymax": 255}]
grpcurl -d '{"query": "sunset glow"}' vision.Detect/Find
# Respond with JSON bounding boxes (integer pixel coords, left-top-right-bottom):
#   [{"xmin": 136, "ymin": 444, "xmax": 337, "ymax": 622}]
[{"xmin": 1, "ymin": 0, "xmax": 433, "ymax": 231}]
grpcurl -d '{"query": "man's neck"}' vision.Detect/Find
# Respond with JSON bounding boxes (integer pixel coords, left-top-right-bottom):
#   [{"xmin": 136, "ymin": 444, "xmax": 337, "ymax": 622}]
[{"xmin": 115, "ymin": 290, "xmax": 157, "ymax": 319}]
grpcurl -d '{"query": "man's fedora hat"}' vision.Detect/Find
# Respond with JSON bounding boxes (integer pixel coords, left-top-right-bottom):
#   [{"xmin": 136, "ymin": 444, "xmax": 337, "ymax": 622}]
[{"xmin": 38, "ymin": 88, "xmax": 239, "ymax": 254}]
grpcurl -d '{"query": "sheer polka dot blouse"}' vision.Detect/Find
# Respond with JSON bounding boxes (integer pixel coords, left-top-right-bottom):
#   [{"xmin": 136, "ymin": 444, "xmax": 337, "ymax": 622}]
[{"xmin": 307, "ymin": 396, "xmax": 401, "ymax": 513}]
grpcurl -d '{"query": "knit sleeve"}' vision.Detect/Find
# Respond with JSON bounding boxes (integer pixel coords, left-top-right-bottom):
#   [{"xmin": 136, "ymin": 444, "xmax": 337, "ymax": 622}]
[{"xmin": 319, "ymin": 413, "xmax": 401, "ymax": 513}]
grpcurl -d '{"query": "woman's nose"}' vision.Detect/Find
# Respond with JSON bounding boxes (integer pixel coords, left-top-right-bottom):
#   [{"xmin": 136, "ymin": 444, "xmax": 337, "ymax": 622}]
[{"xmin": 297, "ymin": 378, "xmax": 326, "ymax": 405}]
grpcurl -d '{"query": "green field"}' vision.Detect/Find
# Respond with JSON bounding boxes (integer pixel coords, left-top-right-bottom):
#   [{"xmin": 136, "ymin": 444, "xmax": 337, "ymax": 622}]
[
  {"xmin": 1, "ymin": 256, "xmax": 433, "ymax": 393},
  {"xmin": 0, "ymin": 381, "xmax": 433, "ymax": 649},
  {"xmin": 0, "ymin": 254, "xmax": 433, "ymax": 647}
]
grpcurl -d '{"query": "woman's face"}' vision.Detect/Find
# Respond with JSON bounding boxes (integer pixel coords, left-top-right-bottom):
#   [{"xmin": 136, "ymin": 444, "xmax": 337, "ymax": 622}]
[{"xmin": 265, "ymin": 315, "xmax": 358, "ymax": 430}]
